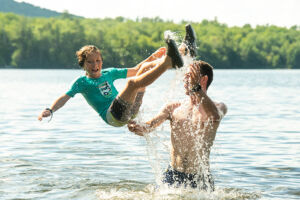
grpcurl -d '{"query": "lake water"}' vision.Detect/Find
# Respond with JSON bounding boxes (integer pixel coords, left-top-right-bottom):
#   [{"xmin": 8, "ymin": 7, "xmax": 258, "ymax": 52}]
[{"xmin": 0, "ymin": 69, "xmax": 299, "ymax": 200}]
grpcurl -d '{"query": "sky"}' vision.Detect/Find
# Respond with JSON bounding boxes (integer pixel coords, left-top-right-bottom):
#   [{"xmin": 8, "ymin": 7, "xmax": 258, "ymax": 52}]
[{"xmin": 16, "ymin": 0, "xmax": 300, "ymax": 27}]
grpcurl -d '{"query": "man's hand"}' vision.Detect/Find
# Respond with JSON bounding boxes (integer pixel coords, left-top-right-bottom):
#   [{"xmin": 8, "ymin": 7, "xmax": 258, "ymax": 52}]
[
  {"xmin": 127, "ymin": 120, "xmax": 149, "ymax": 136},
  {"xmin": 184, "ymin": 63, "xmax": 202, "ymax": 95},
  {"xmin": 189, "ymin": 63, "xmax": 201, "ymax": 87}
]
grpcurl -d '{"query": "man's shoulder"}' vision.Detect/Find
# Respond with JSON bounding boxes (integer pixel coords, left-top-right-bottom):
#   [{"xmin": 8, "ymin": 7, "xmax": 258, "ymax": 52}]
[
  {"xmin": 215, "ymin": 102, "xmax": 228, "ymax": 117},
  {"xmin": 214, "ymin": 101, "xmax": 226, "ymax": 106}
]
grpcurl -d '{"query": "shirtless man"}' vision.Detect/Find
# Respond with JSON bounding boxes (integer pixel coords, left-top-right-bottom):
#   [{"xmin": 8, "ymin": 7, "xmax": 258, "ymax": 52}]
[{"xmin": 128, "ymin": 60, "xmax": 227, "ymax": 191}]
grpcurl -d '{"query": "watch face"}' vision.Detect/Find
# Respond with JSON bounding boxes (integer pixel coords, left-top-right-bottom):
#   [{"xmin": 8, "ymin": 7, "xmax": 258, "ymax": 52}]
[{"xmin": 191, "ymin": 84, "xmax": 202, "ymax": 92}]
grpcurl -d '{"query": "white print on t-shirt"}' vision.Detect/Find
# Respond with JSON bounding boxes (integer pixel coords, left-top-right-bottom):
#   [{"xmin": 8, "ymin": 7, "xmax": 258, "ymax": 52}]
[{"xmin": 98, "ymin": 81, "xmax": 112, "ymax": 97}]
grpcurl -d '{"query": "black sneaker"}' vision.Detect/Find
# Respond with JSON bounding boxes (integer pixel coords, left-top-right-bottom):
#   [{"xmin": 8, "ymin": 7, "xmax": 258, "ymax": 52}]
[
  {"xmin": 183, "ymin": 24, "xmax": 197, "ymax": 57},
  {"xmin": 165, "ymin": 38, "xmax": 184, "ymax": 68}
]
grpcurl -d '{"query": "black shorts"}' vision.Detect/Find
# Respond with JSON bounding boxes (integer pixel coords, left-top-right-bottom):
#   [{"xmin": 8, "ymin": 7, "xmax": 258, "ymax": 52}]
[
  {"xmin": 106, "ymin": 96, "xmax": 133, "ymax": 127},
  {"xmin": 162, "ymin": 166, "xmax": 215, "ymax": 191},
  {"xmin": 106, "ymin": 92, "xmax": 145, "ymax": 127}
]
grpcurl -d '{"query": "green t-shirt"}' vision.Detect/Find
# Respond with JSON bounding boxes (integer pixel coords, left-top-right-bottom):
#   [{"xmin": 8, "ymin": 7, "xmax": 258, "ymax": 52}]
[{"xmin": 66, "ymin": 68, "xmax": 128, "ymax": 123}]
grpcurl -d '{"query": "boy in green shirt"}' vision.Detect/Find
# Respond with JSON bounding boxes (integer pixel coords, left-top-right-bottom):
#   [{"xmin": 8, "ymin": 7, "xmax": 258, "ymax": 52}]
[{"xmin": 38, "ymin": 33, "xmax": 192, "ymax": 126}]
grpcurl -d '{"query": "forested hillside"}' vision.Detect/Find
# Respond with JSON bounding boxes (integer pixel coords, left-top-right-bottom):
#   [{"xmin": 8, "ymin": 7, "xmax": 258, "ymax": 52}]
[
  {"xmin": 0, "ymin": 13, "xmax": 299, "ymax": 69},
  {"xmin": 0, "ymin": 0, "xmax": 61, "ymax": 17}
]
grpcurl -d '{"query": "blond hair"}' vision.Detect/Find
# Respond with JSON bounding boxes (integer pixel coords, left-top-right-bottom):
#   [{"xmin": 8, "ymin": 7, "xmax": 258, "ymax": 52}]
[{"xmin": 76, "ymin": 45, "xmax": 102, "ymax": 68}]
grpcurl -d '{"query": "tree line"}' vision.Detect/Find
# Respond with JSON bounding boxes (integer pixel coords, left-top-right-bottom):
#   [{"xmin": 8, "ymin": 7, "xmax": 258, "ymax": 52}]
[{"xmin": 0, "ymin": 13, "xmax": 299, "ymax": 69}]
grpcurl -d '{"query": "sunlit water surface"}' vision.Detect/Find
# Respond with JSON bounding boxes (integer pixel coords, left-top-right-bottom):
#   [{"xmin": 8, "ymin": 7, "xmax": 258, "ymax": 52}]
[{"xmin": 0, "ymin": 69, "xmax": 299, "ymax": 200}]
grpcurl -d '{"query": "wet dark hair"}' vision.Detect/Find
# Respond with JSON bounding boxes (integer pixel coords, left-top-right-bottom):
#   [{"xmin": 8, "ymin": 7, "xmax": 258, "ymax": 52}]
[
  {"xmin": 76, "ymin": 45, "xmax": 102, "ymax": 68},
  {"xmin": 194, "ymin": 60, "xmax": 214, "ymax": 89}
]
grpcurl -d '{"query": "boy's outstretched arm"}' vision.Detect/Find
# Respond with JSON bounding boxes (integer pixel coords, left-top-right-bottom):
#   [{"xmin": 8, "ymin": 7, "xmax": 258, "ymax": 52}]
[
  {"xmin": 128, "ymin": 103, "xmax": 180, "ymax": 136},
  {"xmin": 38, "ymin": 94, "xmax": 71, "ymax": 121}
]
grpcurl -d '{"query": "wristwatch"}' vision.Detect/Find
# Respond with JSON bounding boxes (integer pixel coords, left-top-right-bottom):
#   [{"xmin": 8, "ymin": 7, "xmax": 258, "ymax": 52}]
[
  {"xmin": 190, "ymin": 84, "xmax": 202, "ymax": 92},
  {"xmin": 45, "ymin": 108, "xmax": 53, "ymax": 114},
  {"xmin": 45, "ymin": 108, "xmax": 53, "ymax": 122}
]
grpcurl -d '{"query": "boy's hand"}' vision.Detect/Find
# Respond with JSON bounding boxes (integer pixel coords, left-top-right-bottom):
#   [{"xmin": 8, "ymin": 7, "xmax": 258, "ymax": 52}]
[{"xmin": 38, "ymin": 109, "xmax": 51, "ymax": 121}]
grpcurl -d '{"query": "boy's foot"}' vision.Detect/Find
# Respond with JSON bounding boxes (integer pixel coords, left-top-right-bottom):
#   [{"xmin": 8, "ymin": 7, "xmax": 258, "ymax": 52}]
[
  {"xmin": 165, "ymin": 38, "xmax": 184, "ymax": 68},
  {"xmin": 183, "ymin": 24, "xmax": 197, "ymax": 57}
]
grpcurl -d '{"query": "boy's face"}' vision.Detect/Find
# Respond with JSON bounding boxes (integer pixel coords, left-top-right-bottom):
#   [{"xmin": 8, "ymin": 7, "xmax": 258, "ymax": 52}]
[{"xmin": 84, "ymin": 52, "xmax": 102, "ymax": 78}]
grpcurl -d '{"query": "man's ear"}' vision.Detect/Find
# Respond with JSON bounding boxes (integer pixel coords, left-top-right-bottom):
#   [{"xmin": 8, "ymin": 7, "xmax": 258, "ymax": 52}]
[{"xmin": 201, "ymin": 75, "xmax": 208, "ymax": 89}]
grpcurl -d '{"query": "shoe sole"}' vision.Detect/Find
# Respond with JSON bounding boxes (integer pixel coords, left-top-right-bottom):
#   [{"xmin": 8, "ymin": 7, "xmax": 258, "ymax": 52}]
[
  {"xmin": 166, "ymin": 39, "xmax": 184, "ymax": 68},
  {"xmin": 184, "ymin": 24, "xmax": 197, "ymax": 57}
]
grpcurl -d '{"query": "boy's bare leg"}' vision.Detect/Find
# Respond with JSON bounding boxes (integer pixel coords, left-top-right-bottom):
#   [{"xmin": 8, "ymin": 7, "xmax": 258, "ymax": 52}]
[
  {"xmin": 134, "ymin": 47, "xmax": 166, "ymax": 73},
  {"xmin": 119, "ymin": 56, "xmax": 172, "ymax": 104},
  {"xmin": 129, "ymin": 90, "xmax": 145, "ymax": 118},
  {"xmin": 119, "ymin": 38, "xmax": 183, "ymax": 104},
  {"xmin": 134, "ymin": 58, "xmax": 162, "ymax": 91},
  {"xmin": 128, "ymin": 59, "xmax": 159, "ymax": 117}
]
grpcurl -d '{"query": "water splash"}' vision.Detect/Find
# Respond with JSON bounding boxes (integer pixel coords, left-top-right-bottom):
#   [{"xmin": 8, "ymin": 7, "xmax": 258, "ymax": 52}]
[
  {"xmin": 131, "ymin": 30, "xmax": 235, "ymax": 196},
  {"xmin": 164, "ymin": 29, "xmax": 195, "ymax": 68},
  {"xmin": 164, "ymin": 30, "xmax": 179, "ymax": 43},
  {"xmin": 95, "ymin": 182, "xmax": 260, "ymax": 200},
  {"xmin": 144, "ymin": 132, "xmax": 164, "ymax": 185}
]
